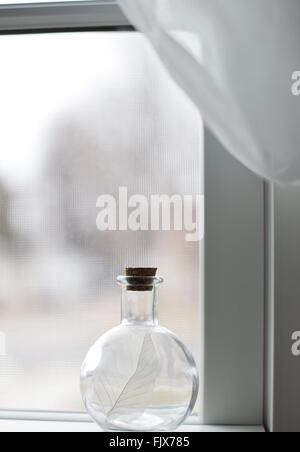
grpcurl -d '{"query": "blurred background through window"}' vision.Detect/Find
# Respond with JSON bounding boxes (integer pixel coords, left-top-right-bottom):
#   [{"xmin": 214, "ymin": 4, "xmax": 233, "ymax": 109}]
[{"xmin": 0, "ymin": 32, "xmax": 203, "ymax": 411}]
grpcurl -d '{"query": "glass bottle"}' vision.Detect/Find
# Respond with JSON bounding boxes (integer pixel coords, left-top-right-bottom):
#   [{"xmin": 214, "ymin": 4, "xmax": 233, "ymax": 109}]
[{"xmin": 80, "ymin": 268, "xmax": 199, "ymax": 431}]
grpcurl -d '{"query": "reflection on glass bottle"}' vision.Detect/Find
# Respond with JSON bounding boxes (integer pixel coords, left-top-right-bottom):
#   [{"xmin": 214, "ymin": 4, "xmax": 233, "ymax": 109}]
[{"xmin": 81, "ymin": 268, "xmax": 199, "ymax": 431}]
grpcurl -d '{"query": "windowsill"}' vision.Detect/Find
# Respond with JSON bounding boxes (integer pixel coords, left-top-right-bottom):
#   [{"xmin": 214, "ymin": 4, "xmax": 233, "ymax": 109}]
[{"xmin": 0, "ymin": 418, "xmax": 265, "ymax": 433}]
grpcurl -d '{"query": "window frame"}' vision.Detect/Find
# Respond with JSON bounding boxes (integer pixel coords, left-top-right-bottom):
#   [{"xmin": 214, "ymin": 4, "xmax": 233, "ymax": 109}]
[
  {"xmin": 0, "ymin": 1, "xmax": 132, "ymax": 33},
  {"xmin": 0, "ymin": 1, "xmax": 265, "ymax": 430},
  {"xmin": 203, "ymin": 129, "xmax": 265, "ymax": 426}
]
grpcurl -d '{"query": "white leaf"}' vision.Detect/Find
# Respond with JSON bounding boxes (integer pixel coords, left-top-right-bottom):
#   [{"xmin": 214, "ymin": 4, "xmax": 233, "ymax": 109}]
[{"xmin": 95, "ymin": 332, "xmax": 160, "ymax": 419}]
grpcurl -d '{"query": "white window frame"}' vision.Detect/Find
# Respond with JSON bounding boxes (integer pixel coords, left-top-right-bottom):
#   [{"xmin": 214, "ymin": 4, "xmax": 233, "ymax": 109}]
[
  {"xmin": 0, "ymin": 1, "xmax": 265, "ymax": 431},
  {"xmin": 204, "ymin": 130, "xmax": 264, "ymax": 427}
]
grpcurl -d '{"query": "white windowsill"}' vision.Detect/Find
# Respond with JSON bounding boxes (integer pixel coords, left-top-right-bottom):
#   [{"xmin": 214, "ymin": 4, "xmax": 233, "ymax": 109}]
[{"xmin": 0, "ymin": 411, "xmax": 265, "ymax": 432}]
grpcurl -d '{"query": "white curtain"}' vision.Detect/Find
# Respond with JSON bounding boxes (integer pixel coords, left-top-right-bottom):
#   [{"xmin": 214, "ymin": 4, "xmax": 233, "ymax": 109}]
[{"xmin": 120, "ymin": 0, "xmax": 300, "ymax": 183}]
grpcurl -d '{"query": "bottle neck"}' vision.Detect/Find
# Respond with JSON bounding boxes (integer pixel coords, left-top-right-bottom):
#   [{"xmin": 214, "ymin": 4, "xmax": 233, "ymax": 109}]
[{"xmin": 121, "ymin": 287, "xmax": 159, "ymax": 326}]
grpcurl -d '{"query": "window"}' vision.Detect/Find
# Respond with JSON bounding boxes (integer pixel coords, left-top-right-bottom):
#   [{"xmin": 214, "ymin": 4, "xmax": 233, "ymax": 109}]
[
  {"xmin": 0, "ymin": 31, "xmax": 203, "ymax": 412},
  {"xmin": 0, "ymin": 1, "xmax": 265, "ymax": 429}
]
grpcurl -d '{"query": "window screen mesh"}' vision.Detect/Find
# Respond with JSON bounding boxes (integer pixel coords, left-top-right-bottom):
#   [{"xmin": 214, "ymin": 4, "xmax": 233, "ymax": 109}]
[{"xmin": 0, "ymin": 32, "xmax": 203, "ymax": 411}]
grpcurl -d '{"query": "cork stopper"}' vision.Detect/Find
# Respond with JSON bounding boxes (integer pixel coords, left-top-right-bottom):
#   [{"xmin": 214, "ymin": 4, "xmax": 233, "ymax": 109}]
[
  {"xmin": 126, "ymin": 268, "xmax": 157, "ymax": 277},
  {"xmin": 125, "ymin": 267, "xmax": 158, "ymax": 291}
]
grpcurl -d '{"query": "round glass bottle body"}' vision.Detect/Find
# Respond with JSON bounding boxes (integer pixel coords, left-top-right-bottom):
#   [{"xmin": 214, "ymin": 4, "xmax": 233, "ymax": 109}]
[{"xmin": 81, "ymin": 275, "xmax": 199, "ymax": 431}]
